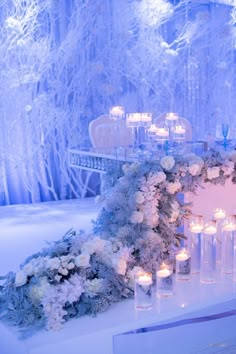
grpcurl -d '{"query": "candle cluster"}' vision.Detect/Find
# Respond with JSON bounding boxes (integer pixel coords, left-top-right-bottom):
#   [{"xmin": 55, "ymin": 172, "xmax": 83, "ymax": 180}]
[{"xmin": 189, "ymin": 210, "xmax": 236, "ymax": 283}]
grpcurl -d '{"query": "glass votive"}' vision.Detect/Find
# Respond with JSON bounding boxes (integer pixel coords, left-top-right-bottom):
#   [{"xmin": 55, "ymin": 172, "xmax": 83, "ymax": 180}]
[
  {"xmin": 135, "ymin": 271, "xmax": 153, "ymax": 310},
  {"xmin": 173, "ymin": 124, "xmax": 186, "ymax": 141},
  {"xmin": 155, "ymin": 126, "xmax": 169, "ymax": 141},
  {"xmin": 165, "ymin": 112, "xmax": 179, "ymax": 123},
  {"xmin": 156, "ymin": 261, "xmax": 174, "ymax": 298},
  {"xmin": 222, "ymin": 216, "xmax": 236, "ymax": 274},
  {"xmin": 189, "ymin": 215, "xmax": 204, "ymax": 274},
  {"xmin": 213, "ymin": 208, "xmax": 226, "ymax": 264},
  {"xmin": 200, "ymin": 221, "xmax": 217, "ymax": 284},
  {"xmin": 175, "ymin": 248, "xmax": 191, "ymax": 281}
]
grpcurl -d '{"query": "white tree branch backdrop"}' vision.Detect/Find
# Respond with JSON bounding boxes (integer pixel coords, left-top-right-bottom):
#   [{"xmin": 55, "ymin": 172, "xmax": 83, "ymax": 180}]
[{"xmin": 0, "ymin": 0, "xmax": 236, "ymax": 205}]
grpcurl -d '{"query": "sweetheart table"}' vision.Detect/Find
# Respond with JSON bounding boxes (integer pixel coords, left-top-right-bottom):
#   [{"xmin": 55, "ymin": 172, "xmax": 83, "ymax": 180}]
[{"xmin": 1, "ymin": 273, "xmax": 236, "ymax": 354}]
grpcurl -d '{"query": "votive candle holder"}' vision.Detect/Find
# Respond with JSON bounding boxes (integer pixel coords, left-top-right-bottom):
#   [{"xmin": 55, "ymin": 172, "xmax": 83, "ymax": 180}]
[
  {"xmin": 213, "ymin": 208, "xmax": 226, "ymax": 264},
  {"xmin": 222, "ymin": 216, "xmax": 236, "ymax": 274},
  {"xmin": 200, "ymin": 221, "xmax": 217, "ymax": 283},
  {"xmin": 189, "ymin": 215, "xmax": 204, "ymax": 274},
  {"xmin": 175, "ymin": 248, "xmax": 191, "ymax": 281},
  {"xmin": 135, "ymin": 271, "xmax": 153, "ymax": 310},
  {"xmin": 156, "ymin": 261, "xmax": 174, "ymax": 298}
]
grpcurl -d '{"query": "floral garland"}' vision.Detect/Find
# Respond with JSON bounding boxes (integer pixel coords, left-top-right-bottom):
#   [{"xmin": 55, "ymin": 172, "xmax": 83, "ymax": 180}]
[{"xmin": 1, "ymin": 148, "xmax": 236, "ymax": 334}]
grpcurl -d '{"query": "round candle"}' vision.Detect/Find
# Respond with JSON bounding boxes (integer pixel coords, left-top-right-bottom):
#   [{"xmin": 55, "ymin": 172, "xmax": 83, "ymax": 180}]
[
  {"xmin": 204, "ymin": 226, "xmax": 217, "ymax": 234},
  {"xmin": 148, "ymin": 124, "xmax": 157, "ymax": 133},
  {"xmin": 136, "ymin": 273, "xmax": 152, "ymax": 286},
  {"xmin": 174, "ymin": 125, "xmax": 186, "ymax": 135},
  {"xmin": 166, "ymin": 112, "xmax": 178, "ymax": 121},
  {"xmin": 156, "ymin": 128, "xmax": 169, "ymax": 137},
  {"xmin": 176, "ymin": 252, "xmax": 189, "ymax": 261},
  {"xmin": 222, "ymin": 223, "xmax": 236, "ymax": 232},
  {"xmin": 214, "ymin": 208, "xmax": 226, "ymax": 220},
  {"xmin": 156, "ymin": 269, "xmax": 172, "ymax": 278},
  {"xmin": 190, "ymin": 224, "xmax": 203, "ymax": 233},
  {"xmin": 141, "ymin": 113, "xmax": 152, "ymax": 122},
  {"xmin": 110, "ymin": 106, "xmax": 124, "ymax": 116}
]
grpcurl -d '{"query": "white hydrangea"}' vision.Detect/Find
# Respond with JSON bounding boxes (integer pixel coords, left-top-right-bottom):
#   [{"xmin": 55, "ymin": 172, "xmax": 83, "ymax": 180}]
[
  {"xmin": 84, "ymin": 278, "xmax": 104, "ymax": 297},
  {"xmin": 130, "ymin": 210, "xmax": 144, "ymax": 224},
  {"xmin": 30, "ymin": 277, "xmax": 51, "ymax": 301},
  {"xmin": 135, "ymin": 191, "xmax": 145, "ymax": 204},
  {"xmin": 47, "ymin": 257, "xmax": 61, "ymax": 271},
  {"xmin": 160, "ymin": 156, "xmax": 175, "ymax": 171},
  {"xmin": 166, "ymin": 181, "xmax": 181, "ymax": 194},
  {"xmin": 207, "ymin": 166, "xmax": 220, "ymax": 180},
  {"xmin": 75, "ymin": 253, "xmax": 90, "ymax": 268},
  {"xmin": 15, "ymin": 271, "xmax": 27, "ymax": 287}
]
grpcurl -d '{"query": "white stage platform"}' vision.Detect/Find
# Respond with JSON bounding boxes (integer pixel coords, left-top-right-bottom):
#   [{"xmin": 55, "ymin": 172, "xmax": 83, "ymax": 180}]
[{"xmin": 0, "ymin": 198, "xmax": 236, "ymax": 354}]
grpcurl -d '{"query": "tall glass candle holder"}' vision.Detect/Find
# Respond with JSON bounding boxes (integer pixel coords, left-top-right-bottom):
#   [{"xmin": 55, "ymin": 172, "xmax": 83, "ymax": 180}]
[
  {"xmin": 213, "ymin": 208, "xmax": 226, "ymax": 264},
  {"xmin": 200, "ymin": 221, "xmax": 217, "ymax": 283},
  {"xmin": 109, "ymin": 106, "xmax": 125, "ymax": 153},
  {"xmin": 189, "ymin": 215, "xmax": 204, "ymax": 274},
  {"xmin": 156, "ymin": 261, "xmax": 174, "ymax": 298},
  {"xmin": 173, "ymin": 124, "xmax": 186, "ymax": 141},
  {"xmin": 165, "ymin": 112, "xmax": 179, "ymax": 140},
  {"xmin": 135, "ymin": 271, "xmax": 153, "ymax": 310},
  {"xmin": 222, "ymin": 216, "xmax": 236, "ymax": 274},
  {"xmin": 175, "ymin": 248, "xmax": 191, "ymax": 281}
]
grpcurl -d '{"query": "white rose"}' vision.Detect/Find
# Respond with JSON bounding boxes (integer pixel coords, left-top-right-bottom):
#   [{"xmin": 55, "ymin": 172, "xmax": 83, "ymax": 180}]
[
  {"xmin": 81, "ymin": 241, "xmax": 97, "ymax": 255},
  {"xmin": 207, "ymin": 166, "xmax": 220, "ymax": 180},
  {"xmin": 22, "ymin": 262, "xmax": 34, "ymax": 276},
  {"xmin": 188, "ymin": 163, "xmax": 201, "ymax": 176},
  {"xmin": 130, "ymin": 211, "xmax": 144, "ymax": 224},
  {"xmin": 85, "ymin": 279, "xmax": 103, "ymax": 297},
  {"xmin": 166, "ymin": 181, "xmax": 181, "ymax": 194},
  {"xmin": 154, "ymin": 171, "xmax": 166, "ymax": 184},
  {"xmin": 47, "ymin": 257, "xmax": 61, "ymax": 270},
  {"xmin": 58, "ymin": 267, "xmax": 69, "ymax": 276},
  {"xmin": 160, "ymin": 156, "xmax": 175, "ymax": 171},
  {"xmin": 15, "ymin": 271, "xmax": 27, "ymax": 287},
  {"xmin": 135, "ymin": 191, "xmax": 145, "ymax": 204},
  {"xmin": 75, "ymin": 253, "xmax": 90, "ymax": 268}
]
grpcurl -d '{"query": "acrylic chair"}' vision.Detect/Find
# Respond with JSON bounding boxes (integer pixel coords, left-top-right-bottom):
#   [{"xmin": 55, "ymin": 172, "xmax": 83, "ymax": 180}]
[{"xmin": 89, "ymin": 114, "xmax": 134, "ymax": 152}]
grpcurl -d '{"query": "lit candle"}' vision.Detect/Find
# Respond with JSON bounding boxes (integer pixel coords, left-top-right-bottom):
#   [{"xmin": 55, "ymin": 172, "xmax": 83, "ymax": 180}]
[
  {"xmin": 174, "ymin": 125, "xmax": 186, "ymax": 135},
  {"xmin": 213, "ymin": 208, "xmax": 226, "ymax": 220},
  {"xmin": 126, "ymin": 113, "xmax": 142, "ymax": 123},
  {"xmin": 176, "ymin": 252, "xmax": 189, "ymax": 262},
  {"xmin": 148, "ymin": 124, "xmax": 157, "ymax": 133},
  {"xmin": 190, "ymin": 224, "xmax": 203, "ymax": 233},
  {"xmin": 140, "ymin": 113, "xmax": 152, "ymax": 122},
  {"xmin": 166, "ymin": 112, "xmax": 178, "ymax": 121},
  {"xmin": 156, "ymin": 127, "xmax": 169, "ymax": 137},
  {"xmin": 175, "ymin": 249, "xmax": 191, "ymax": 281},
  {"xmin": 136, "ymin": 272, "xmax": 153, "ymax": 286},
  {"xmin": 204, "ymin": 225, "xmax": 217, "ymax": 234},
  {"xmin": 109, "ymin": 106, "xmax": 124, "ymax": 117},
  {"xmin": 222, "ymin": 223, "xmax": 236, "ymax": 232},
  {"xmin": 156, "ymin": 268, "xmax": 172, "ymax": 278},
  {"xmin": 156, "ymin": 262, "xmax": 173, "ymax": 297}
]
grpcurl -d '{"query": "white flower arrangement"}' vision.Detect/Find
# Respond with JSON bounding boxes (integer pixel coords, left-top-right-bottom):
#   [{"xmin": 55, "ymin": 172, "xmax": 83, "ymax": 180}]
[{"xmin": 1, "ymin": 147, "xmax": 236, "ymax": 334}]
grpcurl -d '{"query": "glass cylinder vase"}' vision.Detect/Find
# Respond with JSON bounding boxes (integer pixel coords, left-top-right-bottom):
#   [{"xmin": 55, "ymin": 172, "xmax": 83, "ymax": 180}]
[
  {"xmin": 175, "ymin": 248, "xmax": 191, "ymax": 281},
  {"xmin": 156, "ymin": 261, "xmax": 174, "ymax": 298},
  {"xmin": 213, "ymin": 208, "xmax": 226, "ymax": 264},
  {"xmin": 222, "ymin": 216, "xmax": 236, "ymax": 274},
  {"xmin": 200, "ymin": 221, "xmax": 217, "ymax": 283},
  {"xmin": 135, "ymin": 271, "xmax": 153, "ymax": 310},
  {"xmin": 189, "ymin": 215, "xmax": 204, "ymax": 274}
]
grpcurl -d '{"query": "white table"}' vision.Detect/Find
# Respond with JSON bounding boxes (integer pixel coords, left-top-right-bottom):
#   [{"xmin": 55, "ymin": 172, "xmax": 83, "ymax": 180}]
[{"xmin": 1, "ymin": 275, "xmax": 236, "ymax": 354}]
